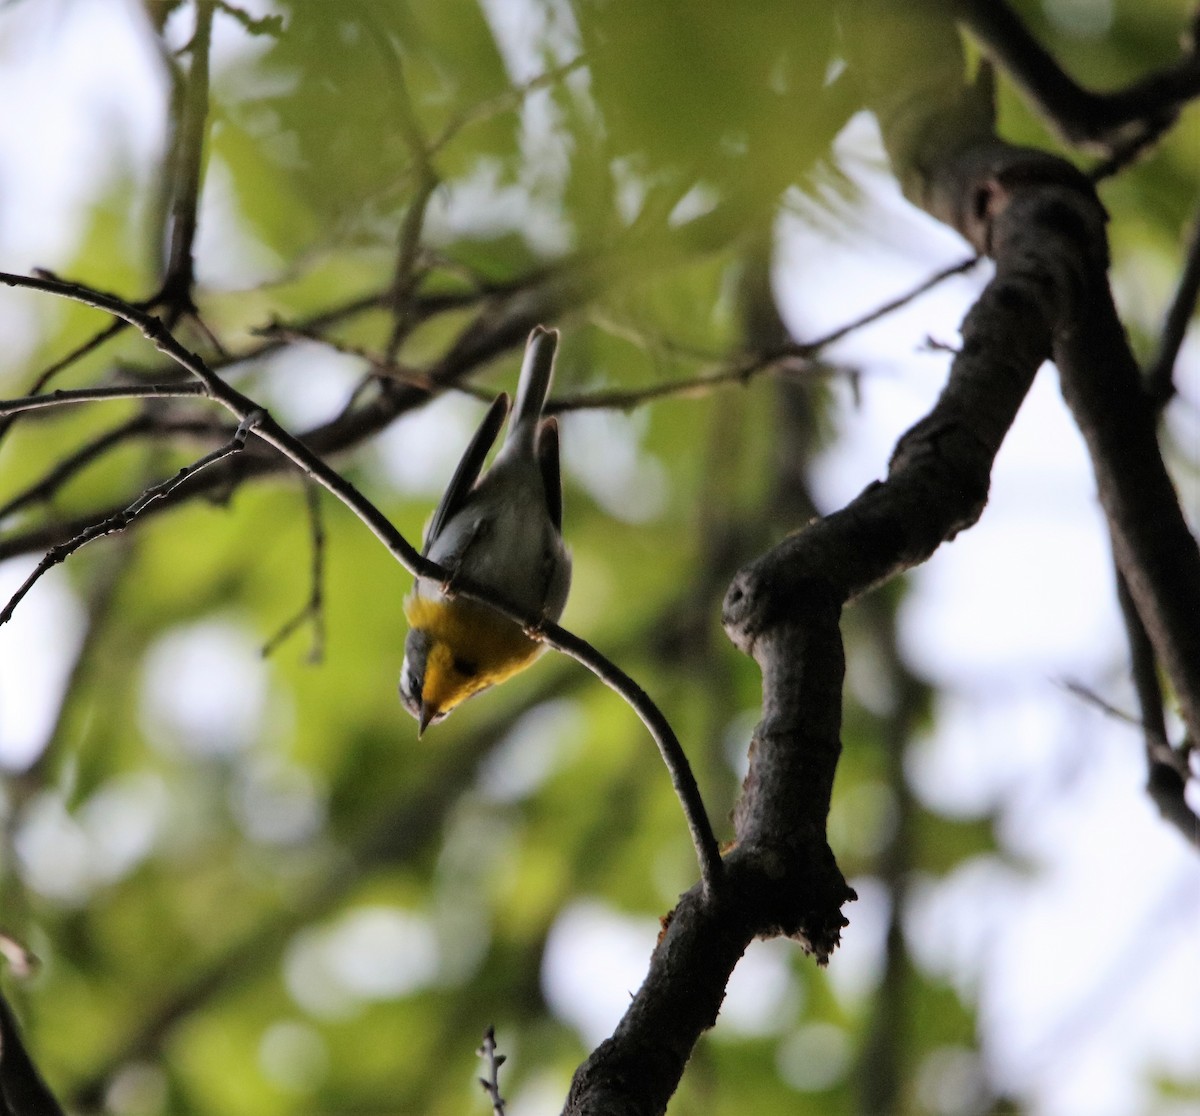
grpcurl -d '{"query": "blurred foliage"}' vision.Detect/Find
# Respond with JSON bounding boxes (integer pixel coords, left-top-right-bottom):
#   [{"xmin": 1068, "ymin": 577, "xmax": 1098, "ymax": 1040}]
[{"xmin": 0, "ymin": 1, "xmax": 1197, "ymax": 1114}]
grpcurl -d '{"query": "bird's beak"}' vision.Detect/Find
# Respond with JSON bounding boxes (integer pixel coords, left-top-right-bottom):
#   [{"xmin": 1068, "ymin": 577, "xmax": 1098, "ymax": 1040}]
[{"xmin": 417, "ymin": 701, "xmax": 436, "ymax": 737}]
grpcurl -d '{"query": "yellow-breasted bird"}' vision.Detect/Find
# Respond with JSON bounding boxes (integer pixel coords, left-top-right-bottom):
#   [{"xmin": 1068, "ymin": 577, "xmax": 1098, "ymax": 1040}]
[{"xmin": 399, "ymin": 326, "xmax": 571, "ymax": 733}]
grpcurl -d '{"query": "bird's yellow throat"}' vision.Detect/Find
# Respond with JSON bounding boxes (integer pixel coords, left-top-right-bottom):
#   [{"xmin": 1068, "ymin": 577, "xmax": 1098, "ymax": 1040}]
[{"xmin": 403, "ymin": 594, "xmax": 544, "ymax": 715}]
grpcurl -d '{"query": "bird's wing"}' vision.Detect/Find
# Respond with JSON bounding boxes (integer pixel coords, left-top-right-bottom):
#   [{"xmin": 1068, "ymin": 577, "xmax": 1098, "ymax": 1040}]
[
  {"xmin": 423, "ymin": 393, "xmax": 510, "ymax": 554},
  {"xmin": 536, "ymin": 416, "xmax": 563, "ymax": 533}
]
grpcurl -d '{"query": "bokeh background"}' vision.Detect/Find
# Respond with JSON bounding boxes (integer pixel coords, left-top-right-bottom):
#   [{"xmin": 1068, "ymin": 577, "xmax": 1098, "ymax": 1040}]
[{"xmin": 0, "ymin": 1, "xmax": 1198, "ymax": 1114}]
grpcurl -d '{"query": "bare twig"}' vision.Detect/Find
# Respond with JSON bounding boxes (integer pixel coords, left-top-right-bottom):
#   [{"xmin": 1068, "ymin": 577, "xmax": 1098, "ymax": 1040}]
[
  {"xmin": 476, "ymin": 1026, "xmax": 507, "ymax": 1116},
  {"xmin": 1064, "ymin": 667, "xmax": 1197, "ymax": 848},
  {"xmin": 262, "ymin": 481, "xmax": 327, "ymax": 662},
  {"xmin": 803, "ymin": 254, "xmax": 983, "ymax": 350},
  {"xmin": 429, "ymin": 56, "xmax": 588, "ymax": 159},
  {"xmin": 357, "ymin": 12, "xmax": 440, "ymax": 359},
  {"xmin": 213, "ymin": 0, "xmax": 283, "ymax": 37},
  {"xmin": 0, "ymin": 269, "xmax": 724, "ymax": 894},
  {"xmin": 24, "ymin": 319, "xmax": 132, "ymax": 397},
  {"xmin": 261, "ymin": 245, "xmax": 966, "ymax": 418},
  {"xmin": 249, "ymin": 323, "xmax": 499, "ymax": 403},
  {"xmin": 1059, "ymin": 675, "xmax": 1175, "ymax": 754},
  {"xmin": 0, "ymin": 413, "xmax": 229, "ymax": 523},
  {"xmin": 0, "ymin": 382, "xmax": 205, "ymax": 418},
  {"xmin": 551, "ymin": 254, "xmax": 980, "ymax": 413},
  {"xmin": 159, "ymin": 0, "xmax": 215, "ymax": 320},
  {"xmin": 0, "ymin": 412, "xmax": 262, "ymax": 627},
  {"xmin": 532, "ymin": 615, "xmax": 723, "ymax": 892},
  {"xmin": 0, "ymin": 318, "xmax": 134, "ymax": 451},
  {"xmin": 1145, "ymin": 198, "xmax": 1200, "ymax": 405},
  {"xmin": 959, "ymin": 0, "xmax": 1200, "ymax": 158}
]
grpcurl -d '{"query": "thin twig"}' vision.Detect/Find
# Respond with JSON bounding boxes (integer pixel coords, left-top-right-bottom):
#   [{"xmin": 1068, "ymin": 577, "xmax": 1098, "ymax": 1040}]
[
  {"xmin": 803, "ymin": 254, "xmax": 984, "ymax": 352},
  {"xmin": 0, "ymin": 383, "xmax": 205, "ymax": 418},
  {"xmin": 0, "ymin": 414, "xmax": 230, "ymax": 522},
  {"xmin": 549, "ymin": 255, "xmax": 980, "ymax": 413},
  {"xmin": 24, "ymin": 319, "xmax": 132, "ymax": 396},
  {"xmin": 0, "ymin": 419, "xmax": 145, "ymax": 522},
  {"xmin": 249, "ymin": 323, "xmax": 499, "ymax": 402},
  {"xmin": 1060, "ymin": 671, "xmax": 1199, "ymax": 847},
  {"xmin": 1059, "ymin": 677, "xmax": 1168, "ymax": 746},
  {"xmin": 1145, "ymin": 197, "xmax": 1200, "ymax": 405},
  {"xmin": 0, "ymin": 412, "xmax": 262, "ymax": 627},
  {"xmin": 476, "ymin": 1026, "xmax": 507, "ymax": 1116},
  {"xmin": 549, "ymin": 356, "xmax": 817, "ymax": 413},
  {"xmin": 0, "ymin": 269, "xmax": 725, "ymax": 892},
  {"xmin": 429, "ymin": 56, "xmax": 588, "ymax": 159},
  {"xmin": 159, "ymin": 0, "xmax": 215, "ymax": 320},
  {"xmin": 0, "ymin": 318, "xmax": 133, "ymax": 451},
  {"xmin": 532, "ymin": 614, "xmax": 724, "ymax": 892},
  {"xmin": 364, "ymin": 20, "xmax": 440, "ymax": 360},
  {"xmin": 262, "ymin": 481, "xmax": 326, "ymax": 662},
  {"xmin": 213, "ymin": 0, "xmax": 283, "ymax": 37}
]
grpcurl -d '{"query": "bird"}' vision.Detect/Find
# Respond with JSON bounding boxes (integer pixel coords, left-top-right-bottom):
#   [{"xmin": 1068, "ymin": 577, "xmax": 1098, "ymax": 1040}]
[{"xmin": 399, "ymin": 325, "xmax": 571, "ymax": 733}]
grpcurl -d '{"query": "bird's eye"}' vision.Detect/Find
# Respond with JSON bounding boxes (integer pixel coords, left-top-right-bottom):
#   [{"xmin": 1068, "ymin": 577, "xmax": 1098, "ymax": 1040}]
[
  {"xmin": 453, "ymin": 656, "xmax": 478, "ymax": 678},
  {"xmin": 402, "ymin": 667, "xmax": 422, "ymax": 699}
]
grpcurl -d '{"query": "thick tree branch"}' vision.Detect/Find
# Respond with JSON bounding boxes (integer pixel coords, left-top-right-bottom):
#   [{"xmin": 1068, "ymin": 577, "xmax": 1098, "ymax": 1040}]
[
  {"xmin": 570, "ymin": 4, "xmax": 1200, "ymax": 1112},
  {"xmin": 840, "ymin": 0, "xmax": 1200, "ymax": 747},
  {"xmin": 959, "ymin": 0, "xmax": 1200, "ymax": 157},
  {"xmin": 1050, "ymin": 247, "xmax": 1200, "ymax": 747}
]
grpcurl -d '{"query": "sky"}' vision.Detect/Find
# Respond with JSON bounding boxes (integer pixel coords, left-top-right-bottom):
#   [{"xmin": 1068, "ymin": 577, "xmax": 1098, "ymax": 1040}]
[{"xmin": 0, "ymin": 3, "xmax": 1198, "ymax": 1115}]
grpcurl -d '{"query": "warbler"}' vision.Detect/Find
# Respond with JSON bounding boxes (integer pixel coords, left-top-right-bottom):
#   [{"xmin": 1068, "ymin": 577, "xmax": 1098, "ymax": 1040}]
[{"xmin": 399, "ymin": 326, "xmax": 571, "ymax": 733}]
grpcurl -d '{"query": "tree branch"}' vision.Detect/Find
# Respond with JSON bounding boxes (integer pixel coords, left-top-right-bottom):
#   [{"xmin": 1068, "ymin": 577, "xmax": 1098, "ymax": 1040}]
[
  {"xmin": 65, "ymin": 658, "xmax": 591, "ymax": 1107},
  {"xmin": 1145, "ymin": 196, "xmax": 1200, "ymax": 406},
  {"xmin": 0, "ymin": 382, "xmax": 205, "ymax": 417},
  {"xmin": 1050, "ymin": 238, "xmax": 1200, "ymax": 750},
  {"xmin": 567, "ymin": 3, "xmax": 1200, "ymax": 1111},
  {"xmin": 0, "ymin": 413, "xmax": 229, "ymax": 523},
  {"xmin": 0, "ymin": 269, "xmax": 722, "ymax": 893},
  {"xmin": 0, "ymin": 413, "xmax": 260, "ymax": 626},
  {"xmin": 958, "ymin": 0, "xmax": 1200, "ymax": 157},
  {"xmin": 260, "ymin": 481, "xmax": 327, "ymax": 662},
  {"xmin": 841, "ymin": 0, "xmax": 1200, "ymax": 749},
  {"xmin": 159, "ymin": 0, "xmax": 215, "ymax": 319},
  {"xmin": 476, "ymin": 1027, "xmax": 508, "ymax": 1116}
]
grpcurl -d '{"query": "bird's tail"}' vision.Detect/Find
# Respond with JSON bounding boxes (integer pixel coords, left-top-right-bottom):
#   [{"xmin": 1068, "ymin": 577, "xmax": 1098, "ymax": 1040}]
[{"xmin": 508, "ymin": 326, "xmax": 559, "ymax": 451}]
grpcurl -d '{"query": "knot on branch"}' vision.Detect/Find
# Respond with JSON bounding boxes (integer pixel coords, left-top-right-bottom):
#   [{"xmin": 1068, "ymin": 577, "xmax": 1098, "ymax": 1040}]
[
  {"xmin": 723, "ymin": 845, "xmax": 856, "ymax": 966},
  {"xmin": 723, "ymin": 566, "xmax": 842, "ymax": 660}
]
